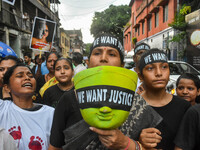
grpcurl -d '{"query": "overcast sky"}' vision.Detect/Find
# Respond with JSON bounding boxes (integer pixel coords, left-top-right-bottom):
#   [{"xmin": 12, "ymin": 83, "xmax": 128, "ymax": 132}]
[{"xmin": 59, "ymin": 0, "xmax": 131, "ymax": 43}]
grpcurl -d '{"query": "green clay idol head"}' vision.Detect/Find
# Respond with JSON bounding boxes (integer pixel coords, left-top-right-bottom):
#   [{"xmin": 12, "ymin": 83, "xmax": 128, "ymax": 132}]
[
  {"xmin": 80, "ymin": 107, "xmax": 130, "ymax": 129},
  {"xmin": 74, "ymin": 66, "xmax": 138, "ymax": 129}
]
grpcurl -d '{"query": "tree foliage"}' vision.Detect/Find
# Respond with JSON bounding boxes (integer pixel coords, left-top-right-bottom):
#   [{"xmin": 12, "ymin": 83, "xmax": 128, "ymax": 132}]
[
  {"xmin": 84, "ymin": 43, "xmax": 92, "ymax": 55},
  {"xmin": 180, "ymin": 0, "xmax": 200, "ymax": 12},
  {"xmin": 168, "ymin": 5, "xmax": 191, "ymax": 59},
  {"xmin": 90, "ymin": 4, "xmax": 131, "ymax": 42}
]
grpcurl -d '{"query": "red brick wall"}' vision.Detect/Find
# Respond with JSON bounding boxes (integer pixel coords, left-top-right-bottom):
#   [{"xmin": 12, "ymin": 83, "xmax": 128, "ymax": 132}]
[{"xmin": 126, "ymin": 0, "xmax": 177, "ymax": 46}]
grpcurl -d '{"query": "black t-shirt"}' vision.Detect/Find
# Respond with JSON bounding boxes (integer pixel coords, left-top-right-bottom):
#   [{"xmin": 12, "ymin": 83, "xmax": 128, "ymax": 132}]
[
  {"xmin": 50, "ymin": 88, "xmax": 82, "ymax": 148},
  {"xmin": 174, "ymin": 104, "xmax": 200, "ymax": 150},
  {"xmin": 152, "ymin": 95, "xmax": 191, "ymax": 150},
  {"xmin": 43, "ymin": 84, "xmax": 65, "ymax": 107},
  {"xmin": 36, "ymin": 75, "xmax": 46, "ymax": 94}
]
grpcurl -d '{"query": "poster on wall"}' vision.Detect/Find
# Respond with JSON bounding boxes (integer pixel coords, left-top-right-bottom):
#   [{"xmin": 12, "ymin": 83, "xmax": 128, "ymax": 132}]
[
  {"xmin": 2, "ymin": 0, "xmax": 16, "ymax": 5},
  {"xmin": 185, "ymin": 9, "xmax": 200, "ymax": 70},
  {"xmin": 30, "ymin": 17, "xmax": 56, "ymax": 52}
]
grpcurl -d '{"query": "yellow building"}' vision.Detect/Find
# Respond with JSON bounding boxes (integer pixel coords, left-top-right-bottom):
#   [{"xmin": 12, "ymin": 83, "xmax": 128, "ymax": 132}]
[{"xmin": 60, "ymin": 28, "xmax": 70, "ymax": 58}]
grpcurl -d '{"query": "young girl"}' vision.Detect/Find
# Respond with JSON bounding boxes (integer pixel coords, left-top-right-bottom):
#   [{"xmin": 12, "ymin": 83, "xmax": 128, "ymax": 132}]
[
  {"xmin": 0, "ymin": 64, "xmax": 54, "ymax": 149},
  {"xmin": 43, "ymin": 58, "xmax": 74, "ymax": 107},
  {"xmin": 136, "ymin": 49, "xmax": 191, "ymax": 149},
  {"xmin": 176, "ymin": 73, "xmax": 200, "ymax": 105}
]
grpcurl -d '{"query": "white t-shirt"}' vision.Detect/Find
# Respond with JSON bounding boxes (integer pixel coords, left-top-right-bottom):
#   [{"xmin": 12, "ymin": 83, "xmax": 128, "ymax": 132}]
[
  {"xmin": 0, "ymin": 100, "xmax": 54, "ymax": 150},
  {"xmin": 74, "ymin": 64, "xmax": 87, "ymax": 75}
]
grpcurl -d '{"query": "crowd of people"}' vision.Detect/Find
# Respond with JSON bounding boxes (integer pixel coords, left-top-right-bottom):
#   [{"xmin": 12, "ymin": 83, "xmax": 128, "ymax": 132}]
[{"xmin": 0, "ymin": 32, "xmax": 199, "ymax": 150}]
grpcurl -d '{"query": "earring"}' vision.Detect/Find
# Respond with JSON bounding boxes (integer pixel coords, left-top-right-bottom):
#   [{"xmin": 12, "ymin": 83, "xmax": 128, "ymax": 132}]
[{"xmin": 32, "ymin": 92, "xmax": 38, "ymax": 101}]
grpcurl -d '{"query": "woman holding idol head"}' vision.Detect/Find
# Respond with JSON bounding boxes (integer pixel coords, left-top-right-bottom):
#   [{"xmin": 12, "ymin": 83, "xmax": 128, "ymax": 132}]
[{"xmin": 49, "ymin": 33, "xmax": 162, "ymax": 150}]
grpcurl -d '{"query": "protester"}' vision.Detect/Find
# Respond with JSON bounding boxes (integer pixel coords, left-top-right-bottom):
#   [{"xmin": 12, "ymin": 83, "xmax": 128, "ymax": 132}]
[
  {"xmin": 135, "ymin": 49, "xmax": 191, "ymax": 149},
  {"xmin": 0, "ymin": 55, "xmax": 21, "ymax": 100},
  {"xmin": 0, "ymin": 63, "xmax": 54, "ymax": 149},
  {"xmin": 131, "ymin": 42, "xmax": 150, "ymax": 94},
  {"xmin": 43, "ymin": 58, "xmax": 74, "ymax": 107},
  {"xmin": 174, "ymin": 104, "xmax": 200, "ymax": 150},
  {"xmin": 36, "ymin": 52, "xmax": 59, "ymax": 94},
  {"xmin": 49, "ymin": 33, "xmax": 162, "ymax": 150},
  {"xmin": 24, "ymin": 53, "xmax": 35, "ymax": 69},
  {"xmin": 72, "ymin": 52, "xmax": 87, "ymax": 75},
  {"xmin": 176, "ymin": 73, "xmax": 200, "ymax": 105}
]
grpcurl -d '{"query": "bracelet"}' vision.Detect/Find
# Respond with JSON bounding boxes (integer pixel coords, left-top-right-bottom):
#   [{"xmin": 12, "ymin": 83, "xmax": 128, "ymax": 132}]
[
  {"xmin": 124, "ymin": 137, "xmax": 131, "ymax": 150},
  {"xmin": 136, "ymin": 141, "xmax": 142, "ymax": 150},
  {"xmin": 133, "ymin": 140, "xmax": 140, "ymax": 150},
  {"xmin": 125, "ymin": 137, "xmax": 140, "ymax": 150}
]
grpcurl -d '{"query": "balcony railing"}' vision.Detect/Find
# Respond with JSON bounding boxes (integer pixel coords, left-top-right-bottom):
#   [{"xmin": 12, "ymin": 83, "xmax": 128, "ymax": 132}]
[{"xmin": 0, "ymin": 7, "xmax": 33, "ymax": 33}]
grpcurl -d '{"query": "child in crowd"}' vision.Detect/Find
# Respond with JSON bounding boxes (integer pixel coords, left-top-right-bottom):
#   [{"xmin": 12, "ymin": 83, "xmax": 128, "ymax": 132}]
[
  {"xmin": 176, "ymin": 73, "xmax": 200, "ymax": 105},
  {"xmin": 174, "ymin": 74, "xmax": 200, "ymax": 150},
  {"xmin": 136, "ymin": 49, "xmax": 191, "ymax": 149},
  {"xmin": 43, "ymin": 58, "xmax": 74, "ymax": 107}
]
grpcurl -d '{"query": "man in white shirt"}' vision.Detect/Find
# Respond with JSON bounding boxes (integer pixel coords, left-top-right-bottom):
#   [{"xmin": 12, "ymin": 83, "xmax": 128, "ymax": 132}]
[{"xmin": 72, "ymin": 52, "xmax": 87, "ymax": 75}]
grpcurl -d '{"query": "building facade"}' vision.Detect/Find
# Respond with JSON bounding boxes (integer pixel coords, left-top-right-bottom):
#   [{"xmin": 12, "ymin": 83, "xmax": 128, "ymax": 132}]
[
  {"xmin": 65, "ymin": 29, "xmax": 84, "ymax": 57},
  {"xmin": 60, "ymin": 28, "xmax": 70, "ymax": 58},
  {"xmin": 124, "ymin": 0, "xmax": 179, "ymax": 60},
  {"xmin": 0, "ymin": 0, "xmax": 60, "ymax": 58}
]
